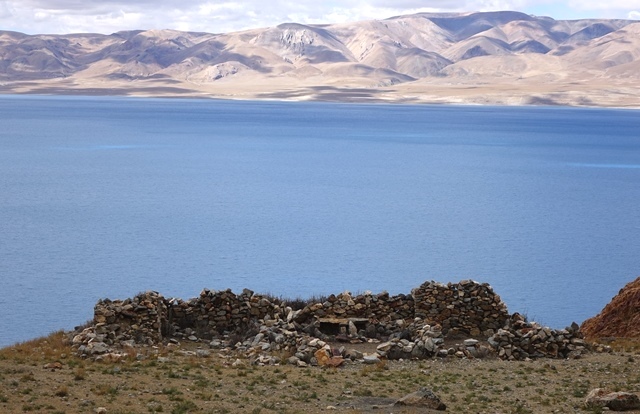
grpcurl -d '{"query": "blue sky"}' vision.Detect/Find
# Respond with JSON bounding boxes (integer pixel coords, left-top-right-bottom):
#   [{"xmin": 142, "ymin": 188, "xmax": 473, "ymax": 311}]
[{"xmin": 0, "ymin": 0, "xmax": 638, "ymax": 34}]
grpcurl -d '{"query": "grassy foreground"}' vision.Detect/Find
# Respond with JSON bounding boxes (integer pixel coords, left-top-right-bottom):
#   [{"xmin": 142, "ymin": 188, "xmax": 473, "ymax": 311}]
[{"xmin": 0, "ymin": 332, "xmax": 639, "ymax": 413}]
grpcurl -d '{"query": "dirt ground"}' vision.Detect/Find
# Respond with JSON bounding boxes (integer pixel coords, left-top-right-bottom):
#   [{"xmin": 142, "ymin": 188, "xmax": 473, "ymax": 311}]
[{"xmin": 1, "ymin": 333, "xmax": 639, "ymax": 414}]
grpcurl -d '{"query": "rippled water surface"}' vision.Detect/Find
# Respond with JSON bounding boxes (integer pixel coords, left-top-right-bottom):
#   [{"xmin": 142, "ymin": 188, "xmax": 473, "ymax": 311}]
[{"xmin": 1, "ymin": 95, "xmax": 639, "ymax": 346}]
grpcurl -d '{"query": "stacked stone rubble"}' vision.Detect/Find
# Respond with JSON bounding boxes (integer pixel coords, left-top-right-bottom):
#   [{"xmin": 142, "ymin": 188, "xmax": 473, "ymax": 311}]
[
  {"xmin": 375, "ymin": 321, "xmax": 446, "ymax": 360},
  {"xmin": 71, "ymin": 280, "xmax": 588, "ymax": 362},
  {"xmin": 292, "ymin": 291, "xmax": 414, "ymax": 324},
  {"xmin": 167, "ymin": 288, "xmax": 282, "ymax": 339},
  {"xmin": 92, "ymin": 291, "xmax": 166, "ymax": 345},
  {"xmin": 234, "ymin": 316, "xmax": 301, "ymax": 363},
  {"xmin": 412, "ymin": 280, "xmax": 509, "ymax": 338},
  {"xmin": 488, "ymin": 314, "xmax": 587, "ymax": 360}
]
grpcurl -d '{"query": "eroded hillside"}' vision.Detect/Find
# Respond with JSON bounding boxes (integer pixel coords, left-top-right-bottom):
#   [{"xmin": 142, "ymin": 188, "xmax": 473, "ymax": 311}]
[{"xmin": 1, "ymin": 11, "xmax": 639, "ymax": 106}]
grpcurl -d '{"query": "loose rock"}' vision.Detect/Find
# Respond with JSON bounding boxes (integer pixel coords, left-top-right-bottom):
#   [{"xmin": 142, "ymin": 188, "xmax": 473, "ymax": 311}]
[
  {"xmin": 395, "ymin": 387, "xmax": 446, "ymax": 410},
  {"xmin": 585, "ymin": 388, "xmax": 640, "ymax": 411}
]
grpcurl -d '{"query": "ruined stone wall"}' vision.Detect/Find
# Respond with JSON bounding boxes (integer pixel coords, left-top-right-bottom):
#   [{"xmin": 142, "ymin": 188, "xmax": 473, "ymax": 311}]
[
  {"xmin": 84, "ymin": 280, "xmax": 510, "ymax": 349},
  {"xmin": 72, "ymin": 280, "xmax": 591, "ymax": 362},
  {"xmin": 412, "ymin": 280, "xmax": 508, "ymax": 337},
  {"xmin": 167, "ymin": 288, "xmax": 283, "ymax": 339},
  {"xmin": 291, "ymin": 291, "xmax": 415, "ymax": 324},
  {"xmin": 92, "ymin": 291, "xmax": 166, "ymax": 346},
  {"xmin": 489, "ymin": 314, "xmax": 587, "ymax": 360}
]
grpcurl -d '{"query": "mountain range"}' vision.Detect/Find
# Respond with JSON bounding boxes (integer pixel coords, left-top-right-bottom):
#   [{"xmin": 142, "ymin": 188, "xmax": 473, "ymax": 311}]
[{"xmin": 1, "ymin": 11, "xmax": 639, "ymax": 107}]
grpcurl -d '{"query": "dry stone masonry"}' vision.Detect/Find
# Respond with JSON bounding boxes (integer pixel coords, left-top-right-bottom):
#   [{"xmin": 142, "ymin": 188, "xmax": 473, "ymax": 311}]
[
  {"xmin": 488, "ymin": 313, "xmax": 587, "ymax": 360},
  {"xmin": 413, "ymin": 280, "xmax": 507, "ymax": 338},
  {"xmin": 70, "ymin": 280, "xmax": 588, "ymax": 362}
]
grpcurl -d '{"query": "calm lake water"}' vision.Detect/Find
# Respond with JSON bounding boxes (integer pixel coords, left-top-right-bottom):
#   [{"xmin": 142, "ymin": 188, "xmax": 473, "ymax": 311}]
[{"xmin": 1, "ymin": 95, "xmax": 639, "ymax": 347}]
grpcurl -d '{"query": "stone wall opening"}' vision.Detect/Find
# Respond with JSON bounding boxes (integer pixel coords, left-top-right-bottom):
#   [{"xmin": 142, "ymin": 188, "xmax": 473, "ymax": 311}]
[{"xmin": 317, "ymin": 317, "xmax": 368, "ymax": 336}]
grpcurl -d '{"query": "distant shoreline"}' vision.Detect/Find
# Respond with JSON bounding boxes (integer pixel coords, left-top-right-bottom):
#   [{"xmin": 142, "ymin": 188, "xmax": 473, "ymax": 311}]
[{"xmin": 1, "ymin": 89, "xmax": 639, "ymax": 110}]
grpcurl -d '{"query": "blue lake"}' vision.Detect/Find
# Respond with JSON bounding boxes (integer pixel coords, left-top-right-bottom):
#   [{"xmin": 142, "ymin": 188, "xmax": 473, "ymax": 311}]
[{"xmin": 1, "ymin": 95, "xmax": 639, "ymax": 347}]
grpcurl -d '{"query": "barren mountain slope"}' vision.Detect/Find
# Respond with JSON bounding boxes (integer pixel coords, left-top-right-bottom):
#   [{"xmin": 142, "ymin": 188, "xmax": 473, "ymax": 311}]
[
  {"xmin": 581, "ymin": 277, "xmax": 640, "ymax": 340},
  {"xmin": 563, "ymin": 22, "xmax": 640, "ymax": 74},
  {"xmin": 440, "ymin": 52, "xmax": 566, "ymax": 77},
  {"xmin": 0, "ymin": 11, "xmax": 639, "ymax": 107}
]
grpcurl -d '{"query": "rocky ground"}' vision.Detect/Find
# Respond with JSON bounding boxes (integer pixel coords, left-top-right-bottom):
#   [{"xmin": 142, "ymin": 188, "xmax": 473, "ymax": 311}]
[{"xmin": 1, "ymin": 332, "xmax": 639, "ymax": 414}]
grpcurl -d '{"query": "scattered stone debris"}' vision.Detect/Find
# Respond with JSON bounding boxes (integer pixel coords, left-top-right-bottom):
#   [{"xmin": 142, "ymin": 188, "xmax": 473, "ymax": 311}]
[
  {"xmin": 585, "ymin": 388, "xmax": 640, "ymax": 411},
  {"xmin": 487, "ymin": 314, "xmax": 587, "ymax": 360},
  {"xmin": 395, "ymin": 387, "xmax": 447, "ymax": 410},
  {"xmin": 375, "ymin": 322, "xmax": 445, "ymax": 360}
]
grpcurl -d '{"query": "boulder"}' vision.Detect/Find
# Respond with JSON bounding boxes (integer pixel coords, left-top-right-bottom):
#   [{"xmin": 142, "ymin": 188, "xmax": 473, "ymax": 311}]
[
  {"xmin": 395, "ymin": 387, "xmax": 446, "ymax": 410},
  {"xmin": 363, "ymin": 355, "xmax": 381, "ymax": 364},
  {"xmin": 314, "ymin": 348, "xmax": 331, "ymax": 366},
  {"xmin": 346, "ymin": 349, "xmax": 363, "ymax": 360},
  {"xmin": 585, "ymin": 388, "xmax": 640, "ymax": 411},
  {"xmin": 287, "ymin": 356, "xmax": 300, "ymax": 365}
]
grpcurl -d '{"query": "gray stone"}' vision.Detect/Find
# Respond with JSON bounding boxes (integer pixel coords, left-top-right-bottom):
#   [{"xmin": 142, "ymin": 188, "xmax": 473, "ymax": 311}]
[
  {"xmin": 464, "ymin": 339, "xmax": 479, "ymax": 346},
  {"xmin": 376, "ymin": 341, "xmax": 393, "ymax": 352},
  {"xmin": 348, "ymin": 321, "xmax": 358, "ymax": 337},
  {"xmin": 346, "ymin": 349, "xmax": 363, "ymax": 360},
  {"xmin": 120, "ymin": 339, "xmax": 135, "ymax": 348},
  {"xmin": 395, "ymin": 387, "xmax": 446, "ymax": 410},
  {"xmin": 437, "ymin": 349, "xmax": 449, "ymax": 358},
  {"xmin": 287, "ymin": 356, "xmax": 300, "ymax": 365},
  {"xmin": 251, "ymin": 333, "xmax": 264, "ymax": 346},
  {"xmin": 363, "ymin": 355, "xmax": 381, "ymax": 364},
  {"xmin": 424, "ymin": 337, "xmax": 437, "ymax": 353},
  {"xmin": 88, "ymin": 342, "xmax": 109, "ymax": 355}
]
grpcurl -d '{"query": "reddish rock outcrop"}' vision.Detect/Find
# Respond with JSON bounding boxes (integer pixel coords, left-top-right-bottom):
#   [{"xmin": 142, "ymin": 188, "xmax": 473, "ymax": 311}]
[{"xmin": 581, "ymin": 277, "xmax": 640, "ymax": 340}]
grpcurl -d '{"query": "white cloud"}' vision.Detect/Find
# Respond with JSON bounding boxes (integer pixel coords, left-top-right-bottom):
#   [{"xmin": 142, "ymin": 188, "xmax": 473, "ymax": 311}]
[
  {"xmin": 629, "ymin": 10, "xmax": 640, "ymax": 18},
  {"xmin": 567, "ymin": 0, "xmax": 640, "ymax": 18},
  {"xmin": 568, "ymin": 0, "xmax": 640, "ymax": 8},
  {"xmin": 0, "ymin": 0, "xmax": 636, "ymax": 35}
]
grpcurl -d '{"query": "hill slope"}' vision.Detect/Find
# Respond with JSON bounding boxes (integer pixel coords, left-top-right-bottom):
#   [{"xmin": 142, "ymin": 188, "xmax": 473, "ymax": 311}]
[
  {"xmin": 0, "ymin": 11, "xmax": 639, "ymax": 107},
  {"xmin": 581, "ymin": 277, "xmax": 640, "ymax": 340}
]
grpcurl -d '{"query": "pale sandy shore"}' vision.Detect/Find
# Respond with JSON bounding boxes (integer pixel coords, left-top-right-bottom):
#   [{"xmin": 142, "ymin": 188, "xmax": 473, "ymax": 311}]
[{"xmin": 2, "ymin": 75, "xmax": 639, "ymax": 109}]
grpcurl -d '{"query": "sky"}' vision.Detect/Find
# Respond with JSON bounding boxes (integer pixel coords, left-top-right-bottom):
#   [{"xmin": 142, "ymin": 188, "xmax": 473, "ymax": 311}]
[{"xmin": 1, "ymin": 0, "xmax": 639, "ymax": 35}]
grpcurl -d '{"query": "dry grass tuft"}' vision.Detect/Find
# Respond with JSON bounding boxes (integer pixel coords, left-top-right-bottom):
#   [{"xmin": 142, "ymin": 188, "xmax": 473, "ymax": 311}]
[
  {"xmin": 360, "ymin": 358, "xmax": 388, "ymax": 376},
  {"xmin": 0, "ymin": 330, "xmax": 72, "ymax": 362},
  {"xmin": 53, "ymin": 385, "xmax": 69, "ymax": 397},
  {"xmin": 606, "ymin": 338, "xmax": 640, "ymax": 353}
]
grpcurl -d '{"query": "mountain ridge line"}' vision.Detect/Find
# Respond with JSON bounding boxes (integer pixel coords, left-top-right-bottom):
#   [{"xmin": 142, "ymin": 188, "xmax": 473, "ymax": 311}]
[{"xmin": 1, "ymin": 10, "xmax": 639, "ymax": 107}]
